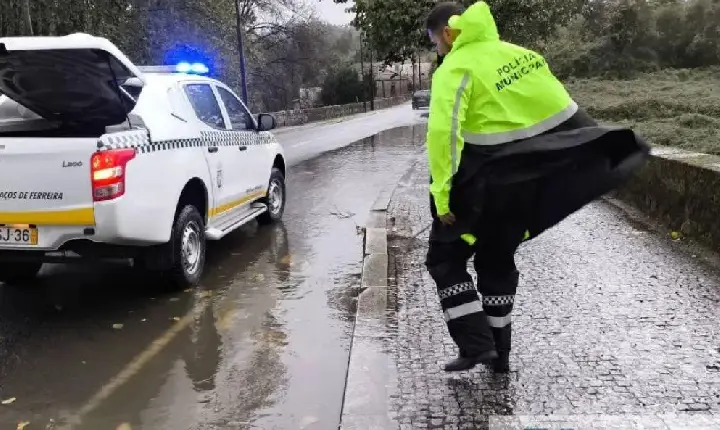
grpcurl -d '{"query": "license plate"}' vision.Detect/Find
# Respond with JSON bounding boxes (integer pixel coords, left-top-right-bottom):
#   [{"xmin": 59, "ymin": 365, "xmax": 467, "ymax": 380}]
[{"xmin": 0, "ymin": 226, "xmax": 38, "ymax": 245}]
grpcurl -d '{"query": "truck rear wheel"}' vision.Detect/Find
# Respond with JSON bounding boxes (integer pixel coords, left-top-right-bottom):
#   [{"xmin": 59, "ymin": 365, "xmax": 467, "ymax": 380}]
[
  {"xmin": 167, "ymin": 205, "xmax": 206, "ymax": 288},
  {"xmin": 0, "ymin": 261, "xmax": 42, "ymax": 285},
  {"xmin": 257, "ymin": 168, "xmax": 286, "ymax": 225}
]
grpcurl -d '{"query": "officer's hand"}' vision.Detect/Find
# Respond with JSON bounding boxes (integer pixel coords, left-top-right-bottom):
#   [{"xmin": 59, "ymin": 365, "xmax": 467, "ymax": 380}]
[{"xmin": 438, "ymin": 212, "xmax": 455, "ymax": 225}]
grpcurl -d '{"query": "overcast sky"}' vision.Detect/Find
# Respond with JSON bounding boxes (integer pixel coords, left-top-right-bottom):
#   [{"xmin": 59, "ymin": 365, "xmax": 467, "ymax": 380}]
[{"xmin": 313, "ymin": 0, "xmax": 354, "ymax": 25}]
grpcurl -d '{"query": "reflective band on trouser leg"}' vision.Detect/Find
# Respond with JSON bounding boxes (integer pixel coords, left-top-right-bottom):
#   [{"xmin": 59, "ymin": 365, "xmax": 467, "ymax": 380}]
[
  {"xmin": 477, "ymin": 269, "xmax": 518, "ymax": 353},
  {"xmin": 439, "ymin": 281, "xmax": 479, "ymax": 321},
  {"xmin": 438, "ymin": 280, "xmax": 496, "ymax": 356},
  {"xmin": 463, "ymin": 101, "xmax": 579, "ymax": 146},
  {"xmin": 482, "ymin": 294, "xmax": 514, "ymax": 354},
  {"xmin": 482, "ymin": 294, "xmax": 514, "ymax": 328}
]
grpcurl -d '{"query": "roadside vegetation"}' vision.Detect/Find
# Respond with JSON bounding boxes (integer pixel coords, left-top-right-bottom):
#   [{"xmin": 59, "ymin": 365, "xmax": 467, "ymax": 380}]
[
  {"xmin": 337, "ymin": 0, "xmax": 720, "ymax": 154},
  {"xmin": 566, "ymin": 68, "xmax": 720, "ymax": 155},
  {"xmin": 4, "ymin": 0, "xmax": 720, "ymax": 154},
  {"xmin": 1, "ymin": 0, "xmax": 370, "ymax": 112}
]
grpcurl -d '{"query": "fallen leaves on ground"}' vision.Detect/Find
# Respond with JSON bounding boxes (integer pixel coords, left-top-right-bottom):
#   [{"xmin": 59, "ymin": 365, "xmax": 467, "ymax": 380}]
[
  {"xmin": 16, "ymin": 422, "xmax": 29, "ymax": 430},
  {"xmin": 2, "ymin": 397, "xmax": 16, "ymax": 405},
  {"xmin": 112, "ymin": 324, "xmax": 124, "ymax": 330}
]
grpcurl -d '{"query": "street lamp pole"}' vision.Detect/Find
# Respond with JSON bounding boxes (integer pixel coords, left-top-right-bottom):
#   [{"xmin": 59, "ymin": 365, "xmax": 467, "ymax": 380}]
[
  {"xmin": 369, "ymin": 36, "xmax": 375, "ymax": 111},
  {"xmin": 365, "ymin": 0, "xmax": 376, "ymax": 111},
  {"xmin": 234, "ymin": 0, "xmax": 249, "ymax": 104},
  {"xmin": 360, "ymin": 32, "xmax": 367, "ymax": 112}
]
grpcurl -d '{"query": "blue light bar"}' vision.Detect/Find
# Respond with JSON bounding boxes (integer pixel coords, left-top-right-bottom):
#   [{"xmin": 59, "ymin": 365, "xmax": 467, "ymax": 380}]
[
  {"xmin": 190, "ymin": 63, "xmax": 209, "ymax": 74},
  {"xmin": 175, "ymin": 62, "xmax": 208, "ymax": 74},
  {"xmin": 175, "ymin": 62, "xmax": 191, "ymax": 73},
  {"xmin": 137, "ymin": 63, "xmax": 211, "ymax": 75}
]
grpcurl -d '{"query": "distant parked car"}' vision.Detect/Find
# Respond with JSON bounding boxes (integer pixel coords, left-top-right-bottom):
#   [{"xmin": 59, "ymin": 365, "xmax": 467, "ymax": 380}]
[{"xmin": 412, "ymin": 90, "xmax": 430, "ymax": 110}]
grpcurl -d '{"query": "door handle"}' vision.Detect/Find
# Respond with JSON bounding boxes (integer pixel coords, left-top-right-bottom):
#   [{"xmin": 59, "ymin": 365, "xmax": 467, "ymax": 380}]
[
  {"xmin": 208, "ymin": 146, "xmax": 218, "ymax": 153},
  {"xmin": 238, "ymin": 146, "xmax": 247, "ymax": 151}
]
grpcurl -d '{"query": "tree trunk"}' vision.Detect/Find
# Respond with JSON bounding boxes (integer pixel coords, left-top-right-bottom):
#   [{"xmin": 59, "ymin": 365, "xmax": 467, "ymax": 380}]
[
  {"xmin": 360, "ymin": 33, "xmax": 366, "ymax": 111},
  {"xmin": 411, "ymin": 54, "xmax": 417, "ymax": 91},
  {"xmin": 48, "ymin": 0, "xmax": 57, "ymax": 35},
  {"xmin": 21, "ymin": 0, "xmax": 33, "ymax": 35},
  {"xmin": 369, "ymin": 47, "xmax": 375, "ymax": 110},
  {"xmin": 418, "ymin": 52, "xmax": 423, "ymax": 90}
]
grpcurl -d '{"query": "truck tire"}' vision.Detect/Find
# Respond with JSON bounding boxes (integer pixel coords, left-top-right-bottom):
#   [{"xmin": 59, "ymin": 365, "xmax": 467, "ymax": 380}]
[
  {"xmin": 257, "ymin": 168, "xmax": 286, "ymax": 225},
  {"xmin": 167, "ymin": 204, "xmax": 206, "ymax": 288},
  {"xmin": 0, "ymin": 261, "xmax": 42, "ymax": 285}
]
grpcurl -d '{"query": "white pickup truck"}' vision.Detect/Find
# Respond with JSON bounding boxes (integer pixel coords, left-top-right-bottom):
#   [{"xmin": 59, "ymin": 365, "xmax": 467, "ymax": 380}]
[{"xmin": 0, "ymin": 34, "xmax": 287, "ymax": 288}]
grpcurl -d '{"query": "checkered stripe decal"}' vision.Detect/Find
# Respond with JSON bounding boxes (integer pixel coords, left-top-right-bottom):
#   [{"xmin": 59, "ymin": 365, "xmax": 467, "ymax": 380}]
[
  {"xmin": 482, "ymin": 295, "xmax": 515, "ymax": 306},
  {"xmin": 101, "ymin": 130, "xmax": 151, "ymax": 149},
  {"xmin": 98, "ymin": 129, "xmax": 272, "ymax": 154},
  {"xmin": 200, "ymin": 130, "xmax": 271, "ymax": 147},
  {"xmin": 439, "ymin": 281, "xmax": 476, "ymax": 300}
]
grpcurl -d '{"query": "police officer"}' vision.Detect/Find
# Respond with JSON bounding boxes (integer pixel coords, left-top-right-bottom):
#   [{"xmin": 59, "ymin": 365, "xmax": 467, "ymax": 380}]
[{"xmin": 424, "ymin": 1, "xmax": 649, "ymax": 373}]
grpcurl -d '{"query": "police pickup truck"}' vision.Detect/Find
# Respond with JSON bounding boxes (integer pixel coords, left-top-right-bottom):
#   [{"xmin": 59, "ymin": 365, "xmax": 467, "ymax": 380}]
[{"xmin": 0, "ymin": 34, "xmax": 287, "ymax": 288}]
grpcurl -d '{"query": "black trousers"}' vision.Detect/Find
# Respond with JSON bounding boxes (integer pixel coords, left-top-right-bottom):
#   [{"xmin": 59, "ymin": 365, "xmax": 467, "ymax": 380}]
[
  {"xmin": 424, "ymin": 109, "xmax": 602, "ymax": 356},
  {"xmin": 425, "ymin": 213, "xmax": 526, "ymax": 357}
]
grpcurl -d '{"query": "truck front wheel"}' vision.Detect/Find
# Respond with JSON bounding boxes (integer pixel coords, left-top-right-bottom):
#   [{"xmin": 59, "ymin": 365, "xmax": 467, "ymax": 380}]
[
  {"xmin": 0, "ymin": 261, "xmax": 42, "ymax": 285},
  {"xmin": 257, "ymin": 168, "xmax": 286, "ymax": 225}
]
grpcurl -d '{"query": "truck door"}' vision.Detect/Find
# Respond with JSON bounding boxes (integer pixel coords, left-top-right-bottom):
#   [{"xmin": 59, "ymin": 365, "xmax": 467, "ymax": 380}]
[
  {"xmin": 182, "ymin": 83, "xmax": 238, "ymax": 225},
  {"xmin": 214, "ymin": 85, "xmax": 270, "ymax": 197}
]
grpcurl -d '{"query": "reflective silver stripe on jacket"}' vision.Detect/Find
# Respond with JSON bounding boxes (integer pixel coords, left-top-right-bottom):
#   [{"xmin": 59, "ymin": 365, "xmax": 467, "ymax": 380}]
[
  {"xmin": 451, "ymin": 73, "xmax": 471, "ymax": 175},
  {"xmin": 463, "ymin": 100, "xmax": 578, "ymax": 146}
]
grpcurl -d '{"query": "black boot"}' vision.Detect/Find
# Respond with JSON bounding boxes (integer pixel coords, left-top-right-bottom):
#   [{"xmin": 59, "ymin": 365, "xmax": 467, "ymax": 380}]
[
  {"xmin": 492, "ymin": 350, "xmax": 510, "ymax": 373},
  {"xmin": 489, "ymin": 325, "xmax": 511, "ymax": 373},
  {"xmin": 444, "ymin": 349, "xmax": 498, "ymax": 372}
]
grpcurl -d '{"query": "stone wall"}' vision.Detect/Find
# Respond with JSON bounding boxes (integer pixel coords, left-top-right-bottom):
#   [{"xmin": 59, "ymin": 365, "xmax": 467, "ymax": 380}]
[
  {"xmin": 612, "ymin": 146, "xmax": 720, "ymax": 249},
  {"xmin": 269, "ymin": 94, "xmax": 412, "ymax": 128}
]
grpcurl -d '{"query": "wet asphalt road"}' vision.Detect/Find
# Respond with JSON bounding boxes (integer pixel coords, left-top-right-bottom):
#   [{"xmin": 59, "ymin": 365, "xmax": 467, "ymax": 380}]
[{"xmin": 0, "ymin": 104, "xmax": 427, "ymax": 430}]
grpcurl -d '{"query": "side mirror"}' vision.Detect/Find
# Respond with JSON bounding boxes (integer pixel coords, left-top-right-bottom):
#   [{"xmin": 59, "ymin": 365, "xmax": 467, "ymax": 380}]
[{"xmin": 257, "ymin": 113, "xmax": 276, "ymax": 131}]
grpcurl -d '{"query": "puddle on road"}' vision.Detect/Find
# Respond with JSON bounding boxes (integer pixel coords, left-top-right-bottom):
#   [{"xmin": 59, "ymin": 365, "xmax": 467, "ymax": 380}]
[{"xmin": 0, "ymin": 124, "xmax": 428, "ymax": 430}]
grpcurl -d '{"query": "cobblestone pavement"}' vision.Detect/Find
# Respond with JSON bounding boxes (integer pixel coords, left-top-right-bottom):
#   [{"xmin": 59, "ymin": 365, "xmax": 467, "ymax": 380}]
[{"xmin": 384, "ymin": 152, "xmax": 720, "ymax": 429}]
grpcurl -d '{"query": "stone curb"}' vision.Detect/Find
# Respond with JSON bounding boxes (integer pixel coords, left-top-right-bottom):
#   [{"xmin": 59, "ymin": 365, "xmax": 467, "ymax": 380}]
[
  {"xmin": 611, "ymin": 145, "xmax": 720, "ymax": 250},
  {"xmin": 339, "ymin": 185, "xmax": 399, "ymax": 430}
]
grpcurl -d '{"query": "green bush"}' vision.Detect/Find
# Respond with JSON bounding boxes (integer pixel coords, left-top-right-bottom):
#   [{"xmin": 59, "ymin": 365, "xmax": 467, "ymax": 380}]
[
  {"xmin": 566, "ymin": 67, "xmax": 720, "ymax": 155},
  {"xmin": 544, "ymin": 0, "xmax": 720, "ymax": 79},
  {"xmin": 320, "ymin": 64, "xmax": 367, "ymax": 106}
]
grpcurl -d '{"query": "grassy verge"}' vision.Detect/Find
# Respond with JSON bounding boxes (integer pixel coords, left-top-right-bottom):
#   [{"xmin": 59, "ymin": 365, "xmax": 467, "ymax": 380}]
[{"xmin": 565, "ymin": 68, "xmax": 720, "ymax": 155}]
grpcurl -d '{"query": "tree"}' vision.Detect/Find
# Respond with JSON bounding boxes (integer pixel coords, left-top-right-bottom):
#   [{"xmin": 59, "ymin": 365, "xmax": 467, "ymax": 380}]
[
  {"xmin": 333, "ymin": 0, "xmax": 583, "ymax": 64},
  {"xmin": 320, "ymin": 65, "xmax": 365, "ymax": 106},
  {"xmin": 333, "ymin": 0, "xmax": 434, "ymax": 65}
]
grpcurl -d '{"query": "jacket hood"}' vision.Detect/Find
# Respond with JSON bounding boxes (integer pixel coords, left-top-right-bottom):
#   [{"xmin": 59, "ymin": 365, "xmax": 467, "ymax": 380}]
[{"xmin": 448, "ymin": 1, "xmax": 499, "ymax": 51}]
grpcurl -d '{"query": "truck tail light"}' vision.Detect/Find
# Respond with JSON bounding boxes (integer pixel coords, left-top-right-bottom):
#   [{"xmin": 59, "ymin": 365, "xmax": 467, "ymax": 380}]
[{"xmin": 91, "ymin": 148, "xmax": 136, "ymax": 202}]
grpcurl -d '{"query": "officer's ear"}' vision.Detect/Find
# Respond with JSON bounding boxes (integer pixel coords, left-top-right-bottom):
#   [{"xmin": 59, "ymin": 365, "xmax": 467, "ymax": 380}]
[{"xmin": 441, "ymin": 26, "xmax": 460, "ymax": 45}]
